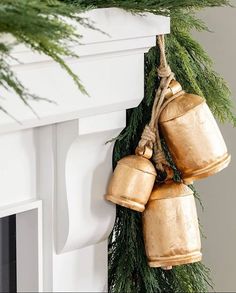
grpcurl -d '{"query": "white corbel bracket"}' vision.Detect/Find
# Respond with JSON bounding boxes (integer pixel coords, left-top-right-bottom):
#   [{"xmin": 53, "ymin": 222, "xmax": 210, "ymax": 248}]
[{"xmin": 56, "ymin": 111, "xmax": 125, "ymax": 254}]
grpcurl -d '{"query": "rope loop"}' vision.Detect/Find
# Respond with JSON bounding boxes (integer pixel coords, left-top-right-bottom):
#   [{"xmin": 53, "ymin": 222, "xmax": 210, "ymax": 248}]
[
  {"xmin": 138, "ymin": 125, "xmax": 156, "ymax": 149},
  {"xmin": 153, "ymin": 146, "xmax": 169, "ymax": 172},
  {"xmin": 137, "ymin": 34, "xmax": 180, "ymax": 176}
]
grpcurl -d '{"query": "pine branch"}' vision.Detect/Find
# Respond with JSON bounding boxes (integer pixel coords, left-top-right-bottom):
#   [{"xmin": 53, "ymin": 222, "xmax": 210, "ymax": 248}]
[
  {"xmin": 77, "ymin": 0, "xmax": 230, "ymax": 14},
  {"xmin": 167, "ymin": 18, "xmax": 236, "ymax": 125},
  {"xmin": 0, "ymin": 0, "xmax": 89, "ymax": 115}
]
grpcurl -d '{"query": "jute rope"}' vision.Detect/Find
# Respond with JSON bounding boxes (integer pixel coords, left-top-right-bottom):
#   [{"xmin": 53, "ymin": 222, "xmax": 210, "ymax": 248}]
[{"xmin": 137, "ymin": 35, "xmax": 184, "ymax": 172}]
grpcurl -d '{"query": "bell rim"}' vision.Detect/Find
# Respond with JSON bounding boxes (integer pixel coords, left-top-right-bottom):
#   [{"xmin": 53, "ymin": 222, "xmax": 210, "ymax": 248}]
[
  {"xmin": 105, "ymin": 194, "xmax": 145, "ymax": 212},
  {"xmin": 183, "ymin": 153, "xmax": 231, "ymax": 182},
  {"xmin": 148, "ymin": 251, "xmax": 202, "ymax": 268},
  {"xmin": 147, "ymin": 181, "xmax": 193, "ymax": 202}
]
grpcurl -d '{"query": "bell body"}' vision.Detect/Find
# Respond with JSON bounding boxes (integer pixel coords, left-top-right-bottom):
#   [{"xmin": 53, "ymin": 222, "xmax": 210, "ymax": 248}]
[
  {"xmin": 143, "ymin": 182, "xmax": 202, "ymax": 269},
  {"xmin": 105, "ymin": 155, "xmax": 156, "ymax": 212},
  {"xmin": 159, "ymin": 93, "xmax": 231, "ymax": 182}
]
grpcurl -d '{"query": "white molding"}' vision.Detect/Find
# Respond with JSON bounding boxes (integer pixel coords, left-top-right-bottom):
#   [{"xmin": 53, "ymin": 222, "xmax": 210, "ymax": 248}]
[
  {"xmin": 36, "ymin": 125, "xmax": 55, "ymax": 292},
  {"xmin": 0, "ymin": 53, "xmax": 145, "ymax": 134},
  {"xmin": 8, "ymin": 8, "xmax": 170, "ymax": 62},
  {"xmin": 56, "ymin": 111, "xmax": 125, "ymax": 253},
  {"xmin": 36, "ymin": 112, "xmax": 125, "ymax": 290},
  {"xmin": 0, "ymin": 8, "xmax": 170, "ymax": 134},
  {"xmin": 16, "ymin": 205, "xmax": 43, "ymax": 292},
  {"xmin": 0, "ymin": 200, "xmax": 43, "ymax": 292},
  {"xmin": 0, "ymin": 199, "xmax": 41, "ymax": 219}
]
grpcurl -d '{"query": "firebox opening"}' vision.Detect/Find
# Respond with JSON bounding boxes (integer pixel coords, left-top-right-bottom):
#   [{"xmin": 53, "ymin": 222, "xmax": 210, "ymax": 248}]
[{"xmin": 0, "ymin": 215, "xmax": 17, "ymax": 293}]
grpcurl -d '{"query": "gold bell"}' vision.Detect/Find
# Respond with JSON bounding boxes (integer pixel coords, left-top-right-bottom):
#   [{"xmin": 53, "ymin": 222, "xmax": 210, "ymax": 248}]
[
  {"xmin": 159, "ymin": 81, "xmax": 231, "ymax": 183},
  {"xmin": 143, "ymin": 181, "xmax": 202, "ymax": 269},
  {"xmin": 105, "ymin": 147, "xmax": 156, "ymax": 212}
]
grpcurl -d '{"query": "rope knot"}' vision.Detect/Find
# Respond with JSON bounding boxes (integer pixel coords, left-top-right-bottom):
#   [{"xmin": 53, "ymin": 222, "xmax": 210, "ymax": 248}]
[
  {"xmin": 153, "ymin": 148, "xmax": 169, "ymax": 171},
  {"xmin": 138, "ymin": 125, "xmax": 156, "ymax": 149},
  {"xmin": 157, "ymin": 65, "xmax": 172, "ymax": 78}
]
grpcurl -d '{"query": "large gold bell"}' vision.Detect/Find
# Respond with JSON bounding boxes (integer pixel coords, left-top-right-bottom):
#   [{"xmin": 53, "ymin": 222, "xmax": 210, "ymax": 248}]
[
  {"xmin": 159, "ymin": 83, "xmax": 231, "ymax": 183},
  {"xmin": 105, "ymin": 148, "xmax": 156, "ymax": 212},
  {"xmin": 143, "ymin": 181, "xmax": 202, "ymax": 269}
]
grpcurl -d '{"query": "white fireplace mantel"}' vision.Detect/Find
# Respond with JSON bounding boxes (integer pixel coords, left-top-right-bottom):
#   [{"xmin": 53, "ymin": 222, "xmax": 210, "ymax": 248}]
[{"xmin": 0, "ymin": 8, "xmax": 170, "ymax": 292}]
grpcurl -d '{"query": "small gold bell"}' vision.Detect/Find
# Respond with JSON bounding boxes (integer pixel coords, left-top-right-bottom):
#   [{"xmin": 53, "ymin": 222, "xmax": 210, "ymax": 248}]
[
  {"xmin": 159, "ymin": 81, "xmax": 231, "ymax": 183},
  {"xmin": 105, "ymin": 147, "xmax": 156, "ymax": 212},
  {"xmin": 143, "ymin": 181, "xmax": 202, "ymax": 269}
]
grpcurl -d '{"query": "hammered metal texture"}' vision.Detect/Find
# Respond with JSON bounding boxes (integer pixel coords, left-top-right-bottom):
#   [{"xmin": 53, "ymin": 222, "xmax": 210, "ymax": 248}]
[
  {"xmin": 143, "ymin": 182, "xmax": 202, "ymax": 268},
  {"xmin": 106, "ymin": 155, "xmax": 156, "ymax": 212},
  {"xmin": 160, "ymin": 94, "xmax": 230, "ymax": 181}
]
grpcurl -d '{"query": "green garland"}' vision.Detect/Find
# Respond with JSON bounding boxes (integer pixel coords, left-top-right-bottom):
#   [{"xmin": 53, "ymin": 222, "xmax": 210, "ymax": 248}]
[
  {"xmin": 0, "ymin": 0, "xmax": 89, "ymax": 116},
  {"xmin": 0, "ymin": 1, "xmax": 235, "ymax": 292},
  {"xmin": 0, "ymin": 0, "xmax": 232, "ymax": 117}
]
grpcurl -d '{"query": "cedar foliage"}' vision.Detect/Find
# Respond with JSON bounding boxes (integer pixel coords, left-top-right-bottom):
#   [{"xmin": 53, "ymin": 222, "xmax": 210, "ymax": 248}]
[
  {"xmin": 0, "ymin": 1, "xmax": 235, "ymax": 292},
  {"xmin": 0, "ymin": 0, "xmax": 89, "ymax": 115}
]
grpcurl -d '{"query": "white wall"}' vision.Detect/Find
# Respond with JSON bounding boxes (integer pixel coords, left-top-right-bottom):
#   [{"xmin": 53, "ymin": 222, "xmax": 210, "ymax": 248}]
[{"xmin": 194, "ymin": 6, "xmax": 236, "ymax": 292}]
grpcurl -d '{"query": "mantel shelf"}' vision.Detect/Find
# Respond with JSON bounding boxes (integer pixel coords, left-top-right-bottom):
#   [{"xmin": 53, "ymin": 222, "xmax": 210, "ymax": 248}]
[{"xmin": 0, "ymin": 8, "xmax": 169, "ymax": 134}]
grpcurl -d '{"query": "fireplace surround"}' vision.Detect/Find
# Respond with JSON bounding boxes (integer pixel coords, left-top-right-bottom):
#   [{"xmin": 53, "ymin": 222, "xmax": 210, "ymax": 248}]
[{"xmin": 0, "ymin": 8, "xmax": 169, "ymax": 292}]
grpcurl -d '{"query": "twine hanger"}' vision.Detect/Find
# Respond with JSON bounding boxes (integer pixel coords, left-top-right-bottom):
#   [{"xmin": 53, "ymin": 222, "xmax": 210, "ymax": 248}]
[{"xmin": 137, "ymin": 35, "xmax": 184, "ymax": 172}]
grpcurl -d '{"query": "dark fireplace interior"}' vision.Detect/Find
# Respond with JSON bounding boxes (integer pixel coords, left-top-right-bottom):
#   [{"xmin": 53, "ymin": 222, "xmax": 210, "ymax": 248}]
[{"xmin": 0, "ymin": 215, "xmax": 16, "ymax": 293}]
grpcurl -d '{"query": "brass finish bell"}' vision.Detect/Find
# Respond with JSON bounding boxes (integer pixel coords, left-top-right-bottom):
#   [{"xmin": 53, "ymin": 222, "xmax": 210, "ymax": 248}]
[
  {"xmin": 143, "ymin": 181, "xmax": 202, "ymax": 269},
  {"xmin": 159, "ymin": 82, "xmax": 231, "ymax": 183},
  {"xmin": 105, "ymin": 147, "xmax": 157, "ymax": 212}
]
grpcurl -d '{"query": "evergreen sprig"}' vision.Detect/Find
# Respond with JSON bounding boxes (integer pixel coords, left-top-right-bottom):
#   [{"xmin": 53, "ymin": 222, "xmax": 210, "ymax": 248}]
[
  {"xmin": 0, "ymin": 0, "xmax": 89, "ymax": 115},
  {"xmin": 78, "ymin": 0, "xmax": 230, "ymax": 13}
]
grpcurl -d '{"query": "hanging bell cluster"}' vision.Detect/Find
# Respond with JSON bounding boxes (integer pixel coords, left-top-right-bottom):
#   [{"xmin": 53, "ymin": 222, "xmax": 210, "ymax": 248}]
[{"xmin": 105, "ymin": 34, "xmax": 231, "ymax": 270}]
